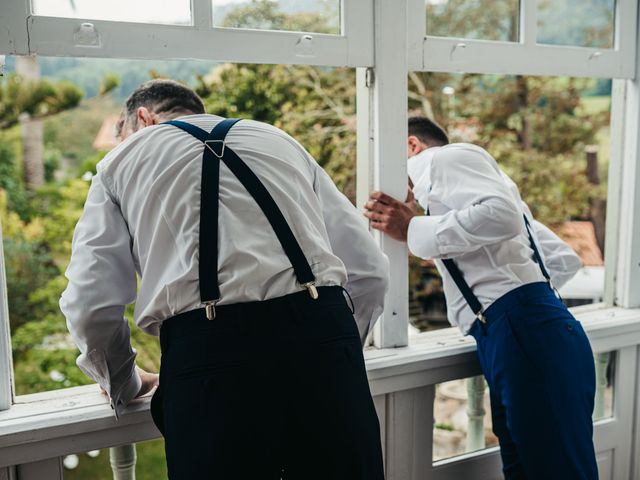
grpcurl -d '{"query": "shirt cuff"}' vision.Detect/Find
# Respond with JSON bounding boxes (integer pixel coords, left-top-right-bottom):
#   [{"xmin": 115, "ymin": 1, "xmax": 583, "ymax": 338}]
[
  {"xmin": 407, "ymin": 216, "xmax": 441, "ymax": 259},
  {"xmin": 111, "ymin": 369, "xmax": 142, "ymax": 420}
]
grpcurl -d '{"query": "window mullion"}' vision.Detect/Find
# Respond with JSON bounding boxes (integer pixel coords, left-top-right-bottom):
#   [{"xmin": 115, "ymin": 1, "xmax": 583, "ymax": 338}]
[
  {"xmin": 0, "ymin": 224, "xmax": 15, "ymax": 411},
  {"xmin": 192, "ymin": 0, "xmax": 212, "ymax": 29}
]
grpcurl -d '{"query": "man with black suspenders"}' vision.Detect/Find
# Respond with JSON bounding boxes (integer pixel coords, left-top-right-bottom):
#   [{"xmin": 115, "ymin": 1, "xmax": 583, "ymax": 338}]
[
  {"xmin": 61, "ymin": 80, "xmax": 388, "ymax": 479},
  {"xmin": 364, "ymin": 116, "xmax": 598, "ymax": 479}
]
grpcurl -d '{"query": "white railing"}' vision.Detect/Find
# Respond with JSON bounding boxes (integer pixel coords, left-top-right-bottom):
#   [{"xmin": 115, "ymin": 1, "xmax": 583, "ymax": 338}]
[{"xmin": 1, "ymin": 304, "xmax": 639, "ymax": 480}]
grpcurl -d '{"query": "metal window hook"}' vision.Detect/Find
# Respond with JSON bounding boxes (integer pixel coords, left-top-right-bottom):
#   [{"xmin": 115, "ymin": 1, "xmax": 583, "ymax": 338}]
[{"xmin": 450, "ymin": 42, "xmax": 467, "ymax": 60}]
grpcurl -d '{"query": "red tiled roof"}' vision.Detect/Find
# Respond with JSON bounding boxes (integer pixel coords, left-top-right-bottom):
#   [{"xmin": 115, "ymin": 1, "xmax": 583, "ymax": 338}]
[{"xmin": 555, "ymin": 221, "xmax": 604, "ymax": 267}]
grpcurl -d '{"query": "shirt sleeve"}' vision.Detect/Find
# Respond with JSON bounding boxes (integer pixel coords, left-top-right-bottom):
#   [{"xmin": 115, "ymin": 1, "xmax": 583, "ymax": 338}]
[
  {"xmin": 60, "ymin": 172, "xmax": 140, "ymax": 419},
  {"xmin": 407, "ymin": 147, "xmax": 523, "ymax": 260},
  {"xmin": 312, "ymin": 165, "xmax": 389, "ymax": 343},
  {"xmin": 530, "ymin": 218, "xmax": 582, "ymax": 289}
]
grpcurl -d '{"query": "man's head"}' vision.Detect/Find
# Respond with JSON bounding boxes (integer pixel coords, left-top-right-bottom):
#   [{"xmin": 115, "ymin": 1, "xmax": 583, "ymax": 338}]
[
  {"xmin": 117, "ymin": 79, "xmax": 206, "ymax": 140},
  {"xmin": 407, "ymin": 116, "xmax": 449, "ymax": 157}
]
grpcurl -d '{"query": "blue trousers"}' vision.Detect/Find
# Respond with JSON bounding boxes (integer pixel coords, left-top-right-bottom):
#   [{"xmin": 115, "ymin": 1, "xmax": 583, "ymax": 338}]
[{"xmin": 469, "ymin": 282, "xmax": 598, "ymax": 480}]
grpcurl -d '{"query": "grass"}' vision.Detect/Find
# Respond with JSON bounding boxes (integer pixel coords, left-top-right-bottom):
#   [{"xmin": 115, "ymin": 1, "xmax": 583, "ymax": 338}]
[{"xmin": 64, "ymin": 439, "xmax": 168, "ymax": 480}]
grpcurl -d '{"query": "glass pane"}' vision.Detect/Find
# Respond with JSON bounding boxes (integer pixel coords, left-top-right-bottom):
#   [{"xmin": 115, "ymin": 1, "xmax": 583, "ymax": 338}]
[
  {"xmin": 407, "ymin": 72, "xmax": 611, "ymax": 334},
  {"xmin": 63, "ymin": 440, "xmax": 167, "ymax": 479},
  {"xmin": 212, "ymin": 0, "xmax": 341, "ymax": 35},
  {"xmin": 433, "ymin": 376, "xmax": 499, "ymax": 461},
  {"xmin": 425, "ymin": 0, "xmax": 520, "ymax": 42},
  {"xmin": 593, "ymin": 351, "xmax": 615, "ymax": 421},
  {"xmin": 537, "ymin": 0, "xmax": 615, "ymax": 48},
  {"xmin": 31, "ymin": 0, "xmax": 192, "ymax": 25}
]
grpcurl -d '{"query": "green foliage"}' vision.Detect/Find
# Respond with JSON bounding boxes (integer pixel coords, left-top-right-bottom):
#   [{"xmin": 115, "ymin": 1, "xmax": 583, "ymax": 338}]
[
  {"xmin": 0, "ymin": 74, "xmax": 83, "ymax": 129},
  {"xmin": 221, "ymin": 0, "xmax": 338, "ymax": 34},
  {"xmin": 99, "ymin": 72, "xmax": 121, "ymax": 96}
]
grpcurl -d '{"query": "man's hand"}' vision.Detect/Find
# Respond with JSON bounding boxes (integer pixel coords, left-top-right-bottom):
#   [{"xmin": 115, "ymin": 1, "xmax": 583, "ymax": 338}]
[
  {"xmin": 99, "ymin": 365, "xmax": 159, "ymax": 400},
  {"xmin": 364, "ymin": 190, "xmax": 417, "ymax": 242},
  {"xmin": 135, "ymin": 365, "xmax": 159, "ymax": 398}
]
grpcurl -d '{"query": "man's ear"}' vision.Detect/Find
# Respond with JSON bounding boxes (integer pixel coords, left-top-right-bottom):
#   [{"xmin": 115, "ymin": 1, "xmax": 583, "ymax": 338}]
[
  {"xmin": 408, "ymin": 135, "xmax": 423, "ymax": 156},
  {"xmin": 137, "ymin": 106, "xmax": 158, "ymax": 129}
]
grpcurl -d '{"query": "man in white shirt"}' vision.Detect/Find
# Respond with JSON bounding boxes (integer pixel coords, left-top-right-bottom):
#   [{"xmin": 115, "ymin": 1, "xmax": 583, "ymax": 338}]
[
  {"xmin": 364, "ymin": 116, "xmax": 598, "ymax": 479},
  {"xmin": 61, "ymin": 79, "xmax": 388, "ymax": 479}
]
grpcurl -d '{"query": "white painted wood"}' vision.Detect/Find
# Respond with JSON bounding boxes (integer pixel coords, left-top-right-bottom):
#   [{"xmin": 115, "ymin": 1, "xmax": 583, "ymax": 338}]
[
  {"xmin": 343, "ymin": 0, "xmax": 374, "ymax": 67},
  {"xmin": 356, "ymin": 67, "xmax": 373, "ymax": 214},
  {"xmin": 109, "ymin": 444, "xmax": 136, "ymax": 480},
  {"xmin": 631, "ymin": 345, "xmax": 640, "ymax": 480},
  {"xmin": 419, "ymin": 0, "xmax": 637, "ymax": 78},
  {"xmin": 423, "ymin": 37, "xmax": 633, "ymax": 78},
  {"xmin": 465, "ymin": 376, "xmax": 486, "ymax": 452},
  {"xmin": 614, "ymin": 3, "xmax": 640, "ymax": 308},
  {"xmin": 16, "ymin": 457, "xmax": 63, "ymax": 480},
  {"xmin": 0, "ymin": 467, "xmax": 16, "ymax": 480},
  {"xmin": 372, "ymin": 395, "xmax": 386, "ymax": 467},
  {"xmin": 521, "ymin": 0, "xmax": 536, "ymax": 47},
  {"xmin": 0, "ymin": 223, "xmax": 14, "ymax": 412},
  {"xmin": 0, "ymin": 2, "xmax": 29, "ymax": 55},
  {"xmin": 406, "ymin": 0, "xmax": 425, "ymax": 71},
  {"xmin": 0, "ymin": 307, "xmax": 637, "ymax": 478},
  {"xmin": 596, "ymin": 449, "xmax": 614, "ymax": 480},
  {"xmin": 384, "ymin": 386, "xmax": 434, "ymax": 480},
  {"xmin": 1, "ymin": 1, "xmax": 374, "ymax": 68},
  {"xmin": 370, "ymin": 0, "xmax": 409, "ymax": 348},
  {"xmin": 604, "ymin": 80, "xmax": 626, "ymax": 307},
  {"xmin": 432, "ymin": 448, "xmax": 502, "ymax": 480},
  {"xmin": 191, "ymin": 0, "xmax": 212, "ymax": 29}
]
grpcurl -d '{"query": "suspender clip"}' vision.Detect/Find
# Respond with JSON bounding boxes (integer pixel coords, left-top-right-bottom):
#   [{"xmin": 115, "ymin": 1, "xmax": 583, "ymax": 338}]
[
  {"xmin": 204, "ymin": 139, "xmax": 226, "ymax": 158},
  {"xmin": 204, "ymin": 300, "xmax": 219, "ymax": 320},
  {"xmin": 303, "ymin": 282, "xmax": 319, "ymax": 300},
  {"xmin": 476, "ymin": 310, "xmax": 487, "ymax": 324}
]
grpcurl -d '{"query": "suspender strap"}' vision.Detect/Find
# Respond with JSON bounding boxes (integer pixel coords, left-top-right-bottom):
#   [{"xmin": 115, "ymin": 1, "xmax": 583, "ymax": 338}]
[
  {"xmin": 523, "ymin": 214, "xmax": 552, "ymax": 284},
  {"xmin": 426, "ymin": 208, "xmax": 558, "ymax": 323},
  {"xmin": 163, "ymin": 119, "xmax": 318, "ymax": 318}
]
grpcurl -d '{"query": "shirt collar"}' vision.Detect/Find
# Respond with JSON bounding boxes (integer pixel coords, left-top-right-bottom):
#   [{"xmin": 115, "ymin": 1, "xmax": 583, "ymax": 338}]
[{"xmin": 407, "ymin": 146, "xmax": 440, "ymax": 190}]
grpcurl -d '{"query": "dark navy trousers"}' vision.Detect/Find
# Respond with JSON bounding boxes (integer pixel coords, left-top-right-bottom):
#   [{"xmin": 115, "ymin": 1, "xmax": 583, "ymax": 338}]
[
  {"xmin": 469, "ymin": 282, "xmax": 598, "ymax": 480},
  {"xmin": 150, "ymin": 286, "xmax": 385, "ymax": 480}
]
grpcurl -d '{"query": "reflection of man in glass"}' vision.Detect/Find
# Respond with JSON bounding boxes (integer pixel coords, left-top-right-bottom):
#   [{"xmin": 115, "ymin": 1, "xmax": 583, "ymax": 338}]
[
  {"xmin": 365, "ymin": 116, "xmax": 598, "ymax": 479},
  {"xmin": 61, "ymin": 79, "xmax": 388, "ymax": 479}
]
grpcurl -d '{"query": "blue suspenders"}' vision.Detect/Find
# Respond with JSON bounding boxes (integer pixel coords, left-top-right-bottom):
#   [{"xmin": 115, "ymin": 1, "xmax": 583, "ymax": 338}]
[
  {"xmin": 428, "ymin": 208, "xmax": 559, "ymax": 324},
  {"xmin": 163, "ymin": 118, "xmax": 318, "ymax": 320}
]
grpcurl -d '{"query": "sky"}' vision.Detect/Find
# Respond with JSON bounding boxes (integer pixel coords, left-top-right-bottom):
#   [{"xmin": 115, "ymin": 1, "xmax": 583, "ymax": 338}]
[{"xmin": 31, "ymin": 0, "xmax": 252, "ymax": 25}]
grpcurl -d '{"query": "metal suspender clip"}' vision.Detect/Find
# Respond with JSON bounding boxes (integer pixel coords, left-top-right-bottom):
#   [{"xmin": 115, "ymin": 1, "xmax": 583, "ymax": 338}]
[
  {"xmin": 547, "ymin": 279, "xmax": 562, "ymax": 299},
  {"xmin": 204, "ymin": 140, "xmax": 225, "ymax": 158},
  {"xmin": 476, "ymin": 309, "xmax": 487, "ymax": 324},
  {"xmin": 303, "ymin": 281, "xmax": 319, "ymax": 300},
  {"xmin": 204, "ymin": 299, "xmax": 219, "ymax": 320}
]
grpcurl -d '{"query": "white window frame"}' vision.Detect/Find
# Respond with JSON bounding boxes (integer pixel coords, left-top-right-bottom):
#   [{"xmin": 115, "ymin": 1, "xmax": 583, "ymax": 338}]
[
  {"xmin": 409, "ymin": 0, "xmax": 637, "ymax": 79},
  {"xmin": 0, "ymin": 0, "xmax": 373, "ymax": 67},
  {"xmin": 0, "ymin": 0, "xmax": 639, "ymax": 401}
]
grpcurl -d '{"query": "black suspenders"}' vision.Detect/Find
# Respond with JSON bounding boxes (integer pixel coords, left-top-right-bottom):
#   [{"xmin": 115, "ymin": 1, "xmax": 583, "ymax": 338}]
[
  {"xmin": 428, "ymin": 208, "xmax": 559, "ymax": 323},
  {"xmin": 163, "ymin": 118, "xmax": 318, "ymax": 320}
]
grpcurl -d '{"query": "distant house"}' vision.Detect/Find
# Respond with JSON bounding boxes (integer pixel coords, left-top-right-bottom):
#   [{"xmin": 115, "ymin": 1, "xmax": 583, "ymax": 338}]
[
  {"xmin": 556, "ymin": 221, "xmax": 605, "ymax": 305},
  {"xmin": 92, "ymin": 115, "xmax": 121, "ymax": 151}
]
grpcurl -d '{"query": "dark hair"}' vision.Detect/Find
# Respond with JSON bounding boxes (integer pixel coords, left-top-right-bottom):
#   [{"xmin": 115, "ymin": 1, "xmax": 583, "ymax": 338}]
[
  {"xmin": 408, "ymin": 116, "xmax": 449, "ymax": 146},
  {"xmin": 124, "ymin": 79, "xmax": 205, "ymax": 120}
]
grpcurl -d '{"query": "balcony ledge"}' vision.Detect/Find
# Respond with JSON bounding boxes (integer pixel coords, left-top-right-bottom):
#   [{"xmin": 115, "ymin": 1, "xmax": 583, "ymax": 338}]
[{"xmin": 1, "ymin": 304, "xmax": 640, "ymax": 468}]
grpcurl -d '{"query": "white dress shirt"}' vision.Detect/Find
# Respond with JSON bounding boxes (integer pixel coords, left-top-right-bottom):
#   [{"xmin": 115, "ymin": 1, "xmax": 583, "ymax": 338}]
[
  {"xmin": 407, "ymin": 144, "xmax": 581, "ymax": 334},
  {"xmin": 60, "ymin": 114, "xmax": 389, "ymax": 417}
]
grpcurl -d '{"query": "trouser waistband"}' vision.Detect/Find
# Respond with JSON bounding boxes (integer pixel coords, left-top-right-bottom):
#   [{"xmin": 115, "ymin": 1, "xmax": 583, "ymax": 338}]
[{"xmin": 160, "ymin": 286, "xmax": 346, "ymax": 339}]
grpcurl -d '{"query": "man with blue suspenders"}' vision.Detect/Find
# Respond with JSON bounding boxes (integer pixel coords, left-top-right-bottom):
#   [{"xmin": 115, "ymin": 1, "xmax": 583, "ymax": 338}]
[
  {"xmin": 364, "ymin": 116, "xmax": 598, "ymax": 479},
  {"xmin": 61, "ymin": 80, "xmax": 388, "ymax": 479}
]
